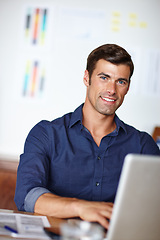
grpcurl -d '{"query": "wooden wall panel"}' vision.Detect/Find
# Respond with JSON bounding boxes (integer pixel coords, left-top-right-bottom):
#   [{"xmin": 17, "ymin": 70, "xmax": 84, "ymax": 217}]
[{"xmin": 0, "ymin": 160, "xmax": 18, "ymax": 210}]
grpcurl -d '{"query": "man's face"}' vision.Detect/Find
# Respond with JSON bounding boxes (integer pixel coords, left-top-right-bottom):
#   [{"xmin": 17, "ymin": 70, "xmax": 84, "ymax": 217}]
[{"xmin": 84, "ymin": 59, "xmax": 130, "ymax": 116}]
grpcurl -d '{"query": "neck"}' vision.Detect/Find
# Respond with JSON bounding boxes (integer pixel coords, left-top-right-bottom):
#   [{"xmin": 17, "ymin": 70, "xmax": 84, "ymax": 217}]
[{"xmin": 82, "ymin": 102, "xmax": 116, "ymax": 146}]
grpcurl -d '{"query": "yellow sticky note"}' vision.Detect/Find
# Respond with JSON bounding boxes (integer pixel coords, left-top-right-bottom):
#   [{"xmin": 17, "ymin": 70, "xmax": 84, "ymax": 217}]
[
  {"xmin": 112, "ymin": 19, "xmax": 120, "ymax": 25},
  {"xmin": 139, "ymin": 22, "xmax": 147, "ymax": 28},
  {"xmin": 112, "ymin": 11, "xmax": 121, "ymax": 17},
  {"xmin": 112, "ymin": 26, "xmax": 120, "ymax": 32},
  {"xmin": 129, "ymin": 13, "xmax": 137, "ymax": 19},
  {"xmin": 129, "ymin": 21, "xmax": 137, "ymax": 27}
]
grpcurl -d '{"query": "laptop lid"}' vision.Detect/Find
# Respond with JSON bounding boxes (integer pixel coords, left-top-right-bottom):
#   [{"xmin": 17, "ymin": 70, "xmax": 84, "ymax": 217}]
[{"xmin": 107, "ymin": 154, "xmax": 160, "ymax": 240}]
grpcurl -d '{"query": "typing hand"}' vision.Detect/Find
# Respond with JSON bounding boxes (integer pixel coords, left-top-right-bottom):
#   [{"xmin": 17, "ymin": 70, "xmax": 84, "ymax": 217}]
[{"xmin": 75, "ymin": 200, "xmax": 113, "ymax": 229}]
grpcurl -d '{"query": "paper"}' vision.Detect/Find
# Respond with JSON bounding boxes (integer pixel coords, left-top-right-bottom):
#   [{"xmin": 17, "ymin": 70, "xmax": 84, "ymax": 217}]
[
  {"xmin": 0, "ymin": 212, "xmax": 50, "ymax": 239},
  {"xmin": 57, "ymin": 6, "xmax": 106, "ymax": 41}
]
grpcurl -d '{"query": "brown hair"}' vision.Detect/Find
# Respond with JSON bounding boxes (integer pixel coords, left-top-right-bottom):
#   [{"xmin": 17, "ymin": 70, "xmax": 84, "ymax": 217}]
[{"xmin": 86, "ymin": 44, "xmax": 134, "ymax": 81}]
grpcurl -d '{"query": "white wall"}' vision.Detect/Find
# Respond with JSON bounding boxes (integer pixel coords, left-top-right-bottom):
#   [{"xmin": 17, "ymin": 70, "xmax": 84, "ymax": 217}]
[{"xmin": 0, "ymin": 0, "xmax": 160, "ymax": 160}]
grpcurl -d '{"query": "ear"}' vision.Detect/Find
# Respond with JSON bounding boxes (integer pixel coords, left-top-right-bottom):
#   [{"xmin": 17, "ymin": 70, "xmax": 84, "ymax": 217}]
[{"xmin": 83, "ymin": 70, "xmax": 90, "ymax": 87}]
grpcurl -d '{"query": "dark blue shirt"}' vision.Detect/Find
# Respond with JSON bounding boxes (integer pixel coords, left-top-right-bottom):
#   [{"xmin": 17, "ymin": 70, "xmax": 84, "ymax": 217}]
[{"xmin": 15, "ymin": 104, "xmax": 160, "ymax": 211}]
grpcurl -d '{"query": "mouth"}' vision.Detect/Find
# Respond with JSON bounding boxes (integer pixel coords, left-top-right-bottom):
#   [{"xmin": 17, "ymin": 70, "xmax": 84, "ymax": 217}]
[{"xmin": 101, "ymin": 96, "xmax": 116, "ymax": 102}]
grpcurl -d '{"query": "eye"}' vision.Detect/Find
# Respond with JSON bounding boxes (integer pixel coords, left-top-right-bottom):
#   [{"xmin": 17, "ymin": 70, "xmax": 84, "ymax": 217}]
[
  {"xmin": 118, "ymin": 79, "xmax": 128, "ymax": 86},
  {"xmin": 100, "ymin": 76, "xmax": 106, "ymax": 80},
  {"xmin": 119, "ymin": 80, "xmax": 125, "ymax": 85}
]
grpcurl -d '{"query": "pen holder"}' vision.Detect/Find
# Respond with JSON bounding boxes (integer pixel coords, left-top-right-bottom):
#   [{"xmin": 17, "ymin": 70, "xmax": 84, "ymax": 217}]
[{"xmin": 60, "ymin": 219, "xmax": 104, "ymax": 240}]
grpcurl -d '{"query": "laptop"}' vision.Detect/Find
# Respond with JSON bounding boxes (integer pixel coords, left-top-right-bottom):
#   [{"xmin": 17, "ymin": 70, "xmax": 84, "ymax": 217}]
[{"xmin": 106, "ymin": 154, "xmax": 160, "ymax": 240}]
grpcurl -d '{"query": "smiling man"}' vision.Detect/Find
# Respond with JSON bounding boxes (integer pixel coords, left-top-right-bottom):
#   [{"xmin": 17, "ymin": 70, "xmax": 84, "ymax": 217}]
[
  {"xmin": 85, "ymin": 60, "xmax": 130, "ymax": 115},
  {"xmin": 82, "ymin": 58, "xmax": 131, "ymax": 146},
  {"xmin": 15, "ymin": 44, "xmax": 160, "ymax": 229}
]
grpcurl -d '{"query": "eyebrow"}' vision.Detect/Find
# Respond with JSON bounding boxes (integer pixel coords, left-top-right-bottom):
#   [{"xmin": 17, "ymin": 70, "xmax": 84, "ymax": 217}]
[
  {"xmin": 97, "ymin": 72, "xmax": 129, "ymax": 83},
  {"xmin": 97, "ymin": 72, "xmax": 110, "ymax": 78}
]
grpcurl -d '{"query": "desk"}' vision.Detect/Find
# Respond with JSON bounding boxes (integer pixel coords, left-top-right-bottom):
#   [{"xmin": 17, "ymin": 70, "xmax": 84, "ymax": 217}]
[
  {"xmin": 0, "ymin": 210, "xmax": 105, "ymax": 239},
  {"xmin": 46, "ymin": 215, "xmax": 67, "ymax": 235}
]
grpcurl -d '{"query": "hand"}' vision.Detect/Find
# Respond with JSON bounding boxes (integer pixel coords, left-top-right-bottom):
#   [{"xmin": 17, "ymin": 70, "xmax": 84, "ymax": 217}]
[
  {"xmin": 35, "ymin": 193, "xmax": 113, "ymax": 229},
  {"xmin": 75, "ymin": 200, "xmax": 113, "ymax": 229}
]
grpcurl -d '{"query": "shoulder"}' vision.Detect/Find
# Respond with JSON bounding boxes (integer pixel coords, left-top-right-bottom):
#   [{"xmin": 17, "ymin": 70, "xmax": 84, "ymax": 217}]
[
  {"xmin": 123, "ymin": 121, "xmax": 151, "ymax": 139},
  {"xmin": 23, "ymin": 112, "xmax": 73, "ymax": 152},
  {"xmin": 121, "ymin": 121, "xmax": 160, "ymax": 155},
  {"xmin": 121, "ymin": 120, "xmax": 152, "ymax": 140},
  {"xmin": 31, "ymin": 111, "xmax": 73, "ymax": 131}
]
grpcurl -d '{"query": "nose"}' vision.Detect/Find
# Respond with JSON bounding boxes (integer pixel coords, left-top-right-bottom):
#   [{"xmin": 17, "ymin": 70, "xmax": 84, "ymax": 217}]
[{"xmin": 106, "ymin": 79, "xmax": 116, "ymax": 95}]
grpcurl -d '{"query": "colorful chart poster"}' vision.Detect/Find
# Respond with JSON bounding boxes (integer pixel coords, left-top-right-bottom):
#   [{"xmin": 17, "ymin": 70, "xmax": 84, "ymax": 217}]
[
  {"xmin": 23, "ymin": 7, "xmax": 49, "ymax": 47},
  {"xmin": 22, "ymin": 59, "xmax": 46, "ymax": 97},
  {"xmin": 16, "ymin": 4, "xmax": 54, "ymax": 99}
]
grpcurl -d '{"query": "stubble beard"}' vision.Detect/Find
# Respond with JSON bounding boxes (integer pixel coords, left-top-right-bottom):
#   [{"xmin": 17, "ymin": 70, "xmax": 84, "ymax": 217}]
[{"xmin": 94, "ymin": 97, "xmax": 123, "ymax": 116}]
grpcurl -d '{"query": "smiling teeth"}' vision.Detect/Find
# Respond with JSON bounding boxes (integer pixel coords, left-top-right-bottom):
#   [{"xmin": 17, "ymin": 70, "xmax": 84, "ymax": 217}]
[{"xmin": 101, "ymin": 97, "xmax": 115, "ymax": 102}]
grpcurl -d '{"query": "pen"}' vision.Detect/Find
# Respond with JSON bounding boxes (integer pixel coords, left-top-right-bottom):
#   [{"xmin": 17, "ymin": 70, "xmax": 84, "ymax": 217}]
[{"xmin": 4, "ymin": 225, "xmax": 18, "ymax": 234}]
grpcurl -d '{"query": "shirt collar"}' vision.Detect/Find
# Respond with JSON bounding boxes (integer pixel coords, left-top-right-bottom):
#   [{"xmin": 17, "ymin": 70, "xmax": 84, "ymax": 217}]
[
  {"xmin": 69, "ymin": 104, "xmax": 84, "ymax": 128},
  {"xmin": 69, "ymin": 103, "xmax": 127, "ymax": 134},
  {"xmin": 114, "ymin": 114, "xmax": 127, "ymax": 134}
]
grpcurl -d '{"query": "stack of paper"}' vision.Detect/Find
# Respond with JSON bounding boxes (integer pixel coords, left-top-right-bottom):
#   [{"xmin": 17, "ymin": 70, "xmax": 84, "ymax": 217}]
[{"xmin": 0, "ymin": 211, "xmax": 51, "ymax": 239}]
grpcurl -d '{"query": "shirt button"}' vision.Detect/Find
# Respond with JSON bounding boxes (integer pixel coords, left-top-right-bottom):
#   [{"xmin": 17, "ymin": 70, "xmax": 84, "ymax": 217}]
[
  {"xmin": 96, "ymin": 182, "xmax": 100, "ymax": 186},
  {"xmin": 97, "ymin": 156, "xmax": 101, "ymax": 160}
]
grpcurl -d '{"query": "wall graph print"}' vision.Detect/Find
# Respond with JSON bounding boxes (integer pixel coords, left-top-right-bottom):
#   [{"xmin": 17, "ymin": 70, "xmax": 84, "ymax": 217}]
[
  {"xmin": 22, "ymin": 59, "xmax": 46, "ymax": 98},
  {"xmin": 24, "ymin": 7, "xmax": 48, "ymax": 46},
  {"xmin": 20, "ymin": 5, "xmax": 51, "ymax": 99}
]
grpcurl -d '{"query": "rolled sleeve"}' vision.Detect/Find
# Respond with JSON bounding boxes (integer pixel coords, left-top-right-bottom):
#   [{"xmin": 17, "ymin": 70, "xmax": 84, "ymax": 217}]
[
  {"xmin": 14, "ymin": 120, "xmax": 52, "ymax": 211},
  {"xmin": 24, "ymin": 187, "xmax": 51, "ymax": 212}
]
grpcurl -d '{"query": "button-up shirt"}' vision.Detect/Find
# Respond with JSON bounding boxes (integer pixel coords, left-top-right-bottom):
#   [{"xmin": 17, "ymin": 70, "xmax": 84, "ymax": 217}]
[{"xmin": 14, "ymin": 104, "xmax": 160, "ymax": 212}]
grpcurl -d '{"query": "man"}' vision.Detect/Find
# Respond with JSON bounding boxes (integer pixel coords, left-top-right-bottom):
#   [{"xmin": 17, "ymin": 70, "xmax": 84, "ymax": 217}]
[{"xmin": 15, "ymin": 44, "xmax": 160, "ymax": 229}]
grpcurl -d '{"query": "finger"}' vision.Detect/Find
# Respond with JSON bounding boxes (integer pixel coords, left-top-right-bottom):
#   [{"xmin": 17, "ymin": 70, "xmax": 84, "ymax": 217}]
[
  {"xmin": 107, "ymin": 202, "xmax": 114, "ymax": 208},
  {"xmin": 95, "ymin": 214, "xmax": 110, "ymax": 229},
  {"xmin": 99, "ymin": 203, "xmax": 114, "ymax": 213},
  {"xmin": 98, "ymin": 202, "xmax": 114, "ymax": 210},
  {"xmin": 100, "ymin": 209, "xmax": 112, "ymax": 220}
]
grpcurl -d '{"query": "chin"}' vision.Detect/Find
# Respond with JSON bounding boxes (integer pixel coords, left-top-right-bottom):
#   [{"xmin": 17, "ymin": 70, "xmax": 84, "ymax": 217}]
[{"xmin": 98, "ymin": 109, "xmax": 116, "ymax": 116}]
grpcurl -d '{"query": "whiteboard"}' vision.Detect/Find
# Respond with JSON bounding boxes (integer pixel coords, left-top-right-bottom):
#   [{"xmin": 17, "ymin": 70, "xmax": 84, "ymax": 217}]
[{"xmin": 0, "ymin": 0, "xmax": 160, "ymax": 160}]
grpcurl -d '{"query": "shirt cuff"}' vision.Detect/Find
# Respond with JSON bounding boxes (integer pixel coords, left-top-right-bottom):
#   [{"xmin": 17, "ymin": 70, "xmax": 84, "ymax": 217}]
[{"xmin": 24, "ymin": 187, "xmax": 51, "ymax": 212}]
